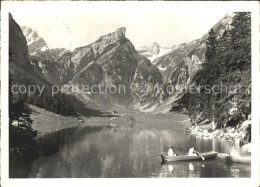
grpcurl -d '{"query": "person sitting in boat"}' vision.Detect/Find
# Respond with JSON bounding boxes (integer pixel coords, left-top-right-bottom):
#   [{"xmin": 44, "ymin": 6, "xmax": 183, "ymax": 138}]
[
  {"xmin": 188, "ymin": 147, "xmax": 198, "ymax": 156},
  {"xmin": 168, "ymin": 146, "xmax": 177, "ymax": 156}
]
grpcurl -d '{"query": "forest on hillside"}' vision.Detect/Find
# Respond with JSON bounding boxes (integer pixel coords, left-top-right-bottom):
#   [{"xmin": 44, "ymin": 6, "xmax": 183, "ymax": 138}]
[
  {"xmin": 172, "ymin": 12, "xmax": 251, "ymax": 130},
  {"xmin": 9, "ymin": 50, "xmax": 75, "ymax": 116}
]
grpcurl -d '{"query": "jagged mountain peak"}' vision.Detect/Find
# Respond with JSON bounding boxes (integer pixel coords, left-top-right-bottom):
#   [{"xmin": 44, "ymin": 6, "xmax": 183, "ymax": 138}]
[
  {"xmin": 150, "ymin": 42, "xmax": 160, "ymax": 55},
  {"xmin": 152, "ymin": 42, "xmax": 160, "ymax": 47},
  {"xmin": 21, "ymin": 26, "xmax": 41, "ymax": 42},
  {"xmin": 21, "ymin": 26, "xmax": 49, "ymax": 55},
  {"xmin": 21, "ymin": 26, "xmax": 71, "ymax": 62},
  {"xmin": 96, "ymin": 27, "xmax": 126, "ymax": 44},
  {"xmin": 72, "ymin": 27, "xmax": 128, "ymax": 55},
  {"xmin": 136, "ymin": 42, "xmax": 173, "ymax": 63},
  {"xmin": 115, "ymin": 27, "xmax": 126, "ymax": 38}
]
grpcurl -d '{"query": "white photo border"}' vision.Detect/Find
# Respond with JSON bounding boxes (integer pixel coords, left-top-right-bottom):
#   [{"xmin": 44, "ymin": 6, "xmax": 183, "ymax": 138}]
[{"xmin": 1, "ymin": 1, "xmax": 259, "ymax": 187}]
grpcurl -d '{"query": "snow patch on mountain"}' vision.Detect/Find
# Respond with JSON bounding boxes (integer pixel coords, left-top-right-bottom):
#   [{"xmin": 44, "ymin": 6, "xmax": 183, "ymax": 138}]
[
  {"xmin": 157, "ymin": 65, "xmax": 167, "ymax": 71},
  {"xmin": 149, "ymin": 48, "xmax": 173, "ymax": 63},
  {"xmin": 41, "ymin": 46, "xmax": 48, "ymax": 52},
  {"xmin": 137, "ymin": 44, "xmax": 173, "ymax": 63}
]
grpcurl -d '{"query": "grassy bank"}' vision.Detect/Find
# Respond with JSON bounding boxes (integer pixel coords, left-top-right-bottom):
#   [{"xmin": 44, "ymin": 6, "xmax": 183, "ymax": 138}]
[
  {"xmin": 10, "ymin": 105, "xmax": 82, "ymax": 178},
  {"xmin": 29, "ymin": 105, "xmax": 80, "ymax": 135}
]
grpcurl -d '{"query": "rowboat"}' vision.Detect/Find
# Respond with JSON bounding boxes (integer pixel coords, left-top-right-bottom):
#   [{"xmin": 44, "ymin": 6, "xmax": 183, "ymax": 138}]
[
  {"xmin": 161, "ymin": 151, "xmax": 218, "ymax": 162},
  {"xmin": 217, "ymin": 153, "xmax": 251, "ymax": 164}
]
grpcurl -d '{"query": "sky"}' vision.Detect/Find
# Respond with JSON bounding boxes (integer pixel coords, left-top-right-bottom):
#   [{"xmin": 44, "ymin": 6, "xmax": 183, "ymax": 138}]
[{"xmin": 9, "ymin": 3, "xmax": 229, "ymax": 51}]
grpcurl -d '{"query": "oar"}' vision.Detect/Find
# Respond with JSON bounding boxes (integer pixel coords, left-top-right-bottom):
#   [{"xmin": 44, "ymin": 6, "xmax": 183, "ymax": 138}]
[{"xmin": 194, "ymin": 151, "xmax": 205, "ymax": 161}]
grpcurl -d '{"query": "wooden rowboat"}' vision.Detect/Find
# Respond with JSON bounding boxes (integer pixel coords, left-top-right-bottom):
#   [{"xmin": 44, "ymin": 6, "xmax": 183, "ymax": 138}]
[
  {"xmin": 217, "ymin": 153, "xmax": 251, "ymax": 164},
  {"xmin": 161, "ymin": 151, "xmax": 218, "ymax": 162}
]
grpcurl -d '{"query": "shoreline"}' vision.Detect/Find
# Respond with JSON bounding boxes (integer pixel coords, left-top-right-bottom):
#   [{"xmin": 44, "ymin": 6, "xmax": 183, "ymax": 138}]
[
  {"xmin": 186, "ymin": 119, "xmax": 251, "ymax": 153},
  {"xmin": 10, "ymin": 105, "xmax": 82, "ymax": 178},
  {"xmin": 30, "ymin": 104, "xmax": 80, "ymax": 135},
  {"xmin": 31, "ymin": 104, "xmax": 251, "ymax": 153}
]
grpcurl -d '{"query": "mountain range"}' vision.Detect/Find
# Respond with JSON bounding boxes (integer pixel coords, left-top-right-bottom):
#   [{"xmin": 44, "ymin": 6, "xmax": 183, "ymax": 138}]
[
  {"xmin": 139, "ymin": 13, "xmax": 234, "ymax": 112},
  {"xmin": 10, "ymin": 13, "xmax": 235, "ymax": 114}
]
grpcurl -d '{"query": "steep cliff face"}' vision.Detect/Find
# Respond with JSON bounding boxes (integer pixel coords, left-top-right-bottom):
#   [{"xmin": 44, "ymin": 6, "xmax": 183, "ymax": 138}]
[
  {"xmin": 21, "ymin": 26, "xmax": 70, "ymax": 61},
  {"xmin": 21, "ymin": 26, "xmax": 48, "ymax": 54},
  {"xmin": 71, "ymin": 28, "xmax": 133, "ymax": 81},
  {"xmin": 9, "ymin": 15, "xmax": 76, "ymax": 116},
  {"xmin": 10, "ymin": 14, "xmax": 71, "ymax": 87},
  {"xmin": 9, "ymin": 15, "xmax": 30, "ymax": 67},
  {"xmin": 66, "ymin": 28, "xmax": 162, "ymax": 108},
  {"xmin": 71, "ymin": 28, "xmax": 127, "ymax": 73},
  {"xmin": 18, "ymin": 20, "xmax": 162, "ymax": 109},
  {"xmin": 21, "ymin": 26, "xmax": 73, "ymax": 85},
  {"xmin": 9, "ymin": 14, "xmax": 50, "ymax": 88}
]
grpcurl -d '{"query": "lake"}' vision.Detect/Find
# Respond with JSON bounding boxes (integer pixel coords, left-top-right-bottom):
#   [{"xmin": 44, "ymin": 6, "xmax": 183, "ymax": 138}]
[{"xmin": 26, "ymin": 113, "xmax": 250, "ymax": 178}]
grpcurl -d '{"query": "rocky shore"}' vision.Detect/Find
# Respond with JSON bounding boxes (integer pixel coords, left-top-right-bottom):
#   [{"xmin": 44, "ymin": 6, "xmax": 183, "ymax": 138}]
[{"xmin": 186, "ymin": 119, "xmax": 251, "ymax": 152}]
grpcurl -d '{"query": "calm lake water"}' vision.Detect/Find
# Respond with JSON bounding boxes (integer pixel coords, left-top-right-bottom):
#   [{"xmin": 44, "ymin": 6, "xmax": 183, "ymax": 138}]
[{"xmin": 27, "ymin": 113, "xmax": 250, "ymax": 178}]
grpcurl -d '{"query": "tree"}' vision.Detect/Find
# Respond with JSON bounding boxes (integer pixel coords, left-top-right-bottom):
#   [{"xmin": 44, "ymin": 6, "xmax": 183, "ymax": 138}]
[
  {"xmin": 172, "ymin": 12, "xmax": 251, "ymax": 135},
  {"xmin": 231, "ymin": 12, "xmax": 251, "ymax": 45},
  {"xmin": 13, "ymin": 95, "xmax": 33, "ymax": 126},
  {"xmin": 9, "ymin": 73, "xmax": 37, "ymax": 148},
  {"xmin": 205, "ymin": 29, "xmax": 217, "ymax": 64}
]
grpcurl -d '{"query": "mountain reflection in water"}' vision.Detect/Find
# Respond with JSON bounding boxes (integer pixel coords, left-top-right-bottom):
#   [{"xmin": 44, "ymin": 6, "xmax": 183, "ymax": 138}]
[{"xmin": 28, "ymin": 117, "xmax": 250, "ymax": 178}]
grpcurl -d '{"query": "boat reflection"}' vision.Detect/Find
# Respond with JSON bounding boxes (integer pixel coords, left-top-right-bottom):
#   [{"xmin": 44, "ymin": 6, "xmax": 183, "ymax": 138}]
[
  {"xmin": 189, "ymin": 163, "xmax": 194, "ymax": 171},
  {"xmin": 160, "ymin": 159, "xmax": 250, "ymax": 178},
  {"xmin": 168, "ymin": 165, "xmax": 174, "ymax": 173},
  {"xmin": 160, "ymin": 160, "xmax": 210, "ymax": 177}
]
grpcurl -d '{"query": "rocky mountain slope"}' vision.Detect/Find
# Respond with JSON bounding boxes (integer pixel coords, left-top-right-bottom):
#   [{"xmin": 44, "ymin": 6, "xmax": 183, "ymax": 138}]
[
  {"xmin": 17, "ymin": 17, "xmax": 162, "ymax": 111},
  {"xmin": 62, "ymin": 27, "xmax": 162, "ymax": 109},
  {"xmin": 138, "ymin": 13, "xmax": 235, "ymax": 112},
  {"xmin": 14, "ymin": 13, "xmax": 236, "ymax": 114},
  {"xmin": 21, "ymin": 26, "xmax": 70, "ymax": 61},
  {"xmin": 173, "ymin": 12, "xmax": 251, "ymax": 146},
  {"xmin": 9, "ymin": 14, "xmax": 49, "ymax": 86},
  {"xmin": 9, "ymin": 14, "xmax": 75, "ymax": 116},
  {"xmin": 20, "ymin": 26, "xmax": 73, "ymax": 85}
]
